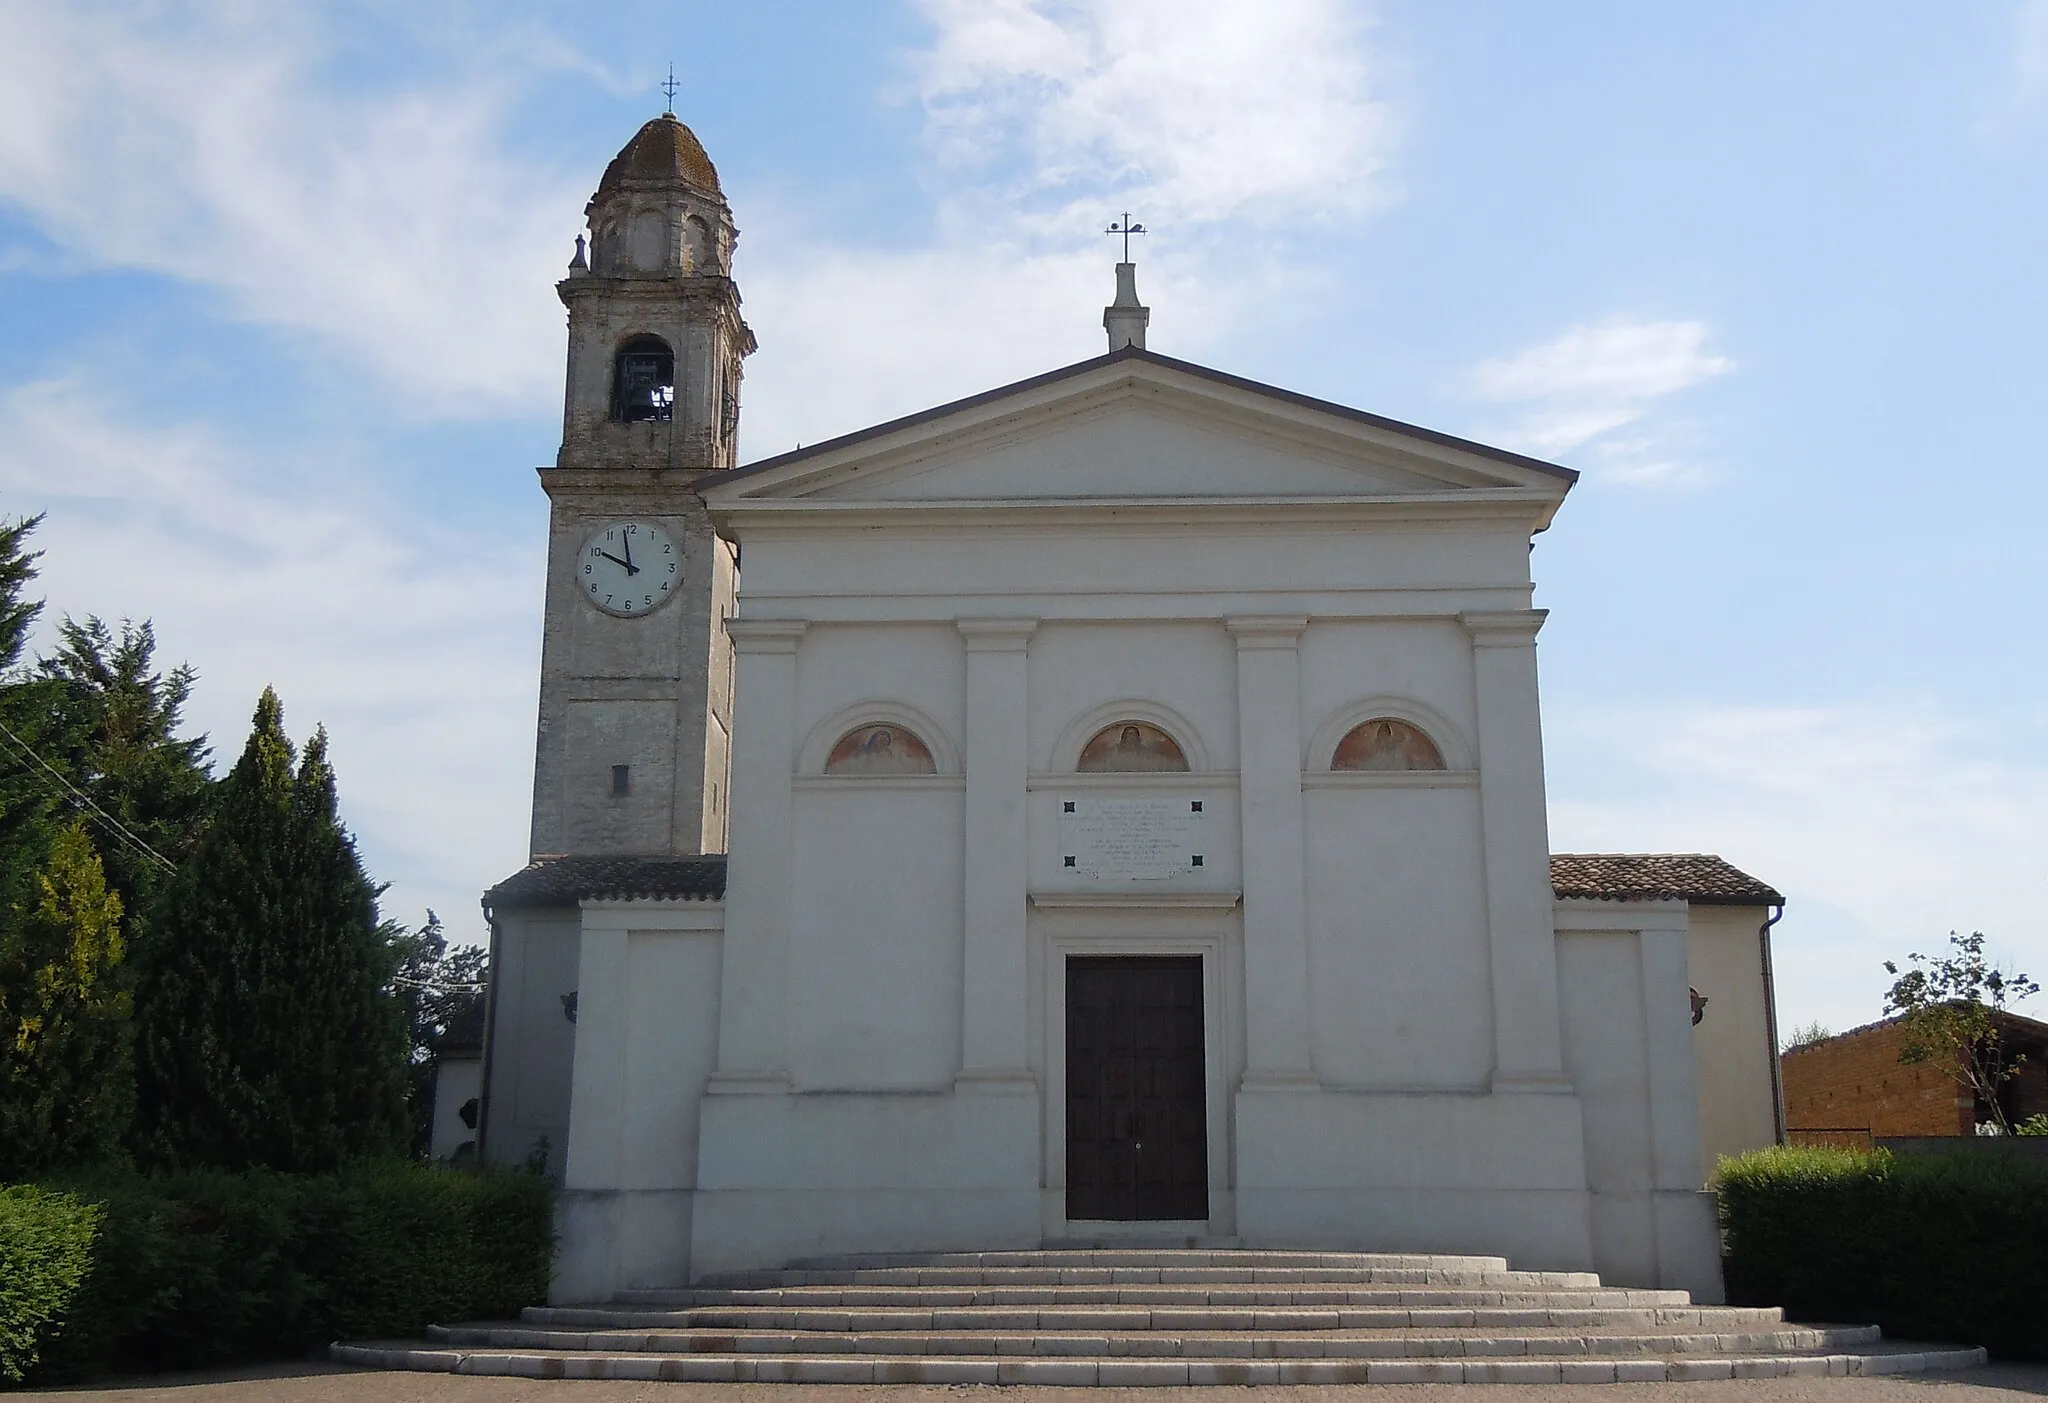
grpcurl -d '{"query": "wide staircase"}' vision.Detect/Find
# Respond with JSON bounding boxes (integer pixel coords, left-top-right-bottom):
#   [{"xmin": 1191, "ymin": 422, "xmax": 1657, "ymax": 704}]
[{"xmin": 332, "ymin": 1248, "xmax": 1985, "ymax": 1385}]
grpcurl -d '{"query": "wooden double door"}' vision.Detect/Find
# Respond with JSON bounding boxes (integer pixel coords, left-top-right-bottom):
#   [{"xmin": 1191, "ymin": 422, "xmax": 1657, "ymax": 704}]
[{"xmin": 1064, "ymin": 956, "xmax": 1210, "ymax": 1221}]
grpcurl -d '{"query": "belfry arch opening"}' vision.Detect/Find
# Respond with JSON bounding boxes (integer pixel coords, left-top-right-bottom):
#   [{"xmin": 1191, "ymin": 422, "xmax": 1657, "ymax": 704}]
[{"xmin": 612, "ymin": 335, "xmax": 675, "ymax": 422}]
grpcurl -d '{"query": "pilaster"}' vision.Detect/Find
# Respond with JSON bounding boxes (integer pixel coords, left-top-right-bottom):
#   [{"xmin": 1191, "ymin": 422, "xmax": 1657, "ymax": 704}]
[
  {"xmin": 1462, "ymin": 609, "xmax": 1571, "ymax": 1091},
  {"xmin": 1228, "ymin": 616, "xmax": 1317, "ymax": 1088},
  {"xmin": 706, "ymin": 618, "xmax": 805, "ymax": 1092},
  {"xmin": 956, "ymin": 619, "xmax": 1038, "ymax": 1092}
]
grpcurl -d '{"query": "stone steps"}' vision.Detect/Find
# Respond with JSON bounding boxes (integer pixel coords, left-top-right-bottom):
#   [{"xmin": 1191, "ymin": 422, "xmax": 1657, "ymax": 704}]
[
  {"xmin": 329, "ymin": 1248, "xmax": 1989, "ymax": 1386},
  {"xmin": 530, "ymin": 1303, "xmax": 1781, "ymax": 1331},
  {"xmin": 429, "ymin": 1321, "xmax": 1881, "ymax": 1359},
  {"xmin": 601, "ymin": 1285, "xmax": 1694, "ymax": 1309},
  {"xmin": 332, "ymin": 1341, "xmax": 1990, "ymax": 1385},
  {"xmin": 786, "ymin": 1249, "xmax": 1508, "ymax": 1270},
  {"xmin": 690, "ymin": 1266, "xmax": 1605, "ymax": 1288}
]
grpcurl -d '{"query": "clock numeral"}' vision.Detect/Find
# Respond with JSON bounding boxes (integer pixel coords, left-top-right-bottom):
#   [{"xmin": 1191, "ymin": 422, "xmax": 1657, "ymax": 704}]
[{"xmin": 667, "ymin": 562, "xmax": 677, "ymax": 573}]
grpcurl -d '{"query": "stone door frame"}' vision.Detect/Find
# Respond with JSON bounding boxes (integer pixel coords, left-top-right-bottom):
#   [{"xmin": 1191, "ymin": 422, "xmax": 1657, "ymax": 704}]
[{"xmin": 1033, "ymin": 902, "xmax": 1240, "ymax": 1239}]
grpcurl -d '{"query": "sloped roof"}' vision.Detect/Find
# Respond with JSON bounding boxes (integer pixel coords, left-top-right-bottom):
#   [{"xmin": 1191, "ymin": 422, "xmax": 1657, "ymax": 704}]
[
  {"xmin": 1550, "ymin": 853, "xmax": 1783, "ymax": 906},
  {"xmin": 484, "ymin": 854, "xmax": 726, "ymax": 907},
  {"xmin": 488, "ymin": 852, "xmax": 1780, "ymax": 908},
  {"xmin": 696, "ymin": 345, "xmax": 1580, "ymax": 493},
  {"xmin": 1782, "ymin": 1005, "xmax": 2048, "ymax": 1056}
]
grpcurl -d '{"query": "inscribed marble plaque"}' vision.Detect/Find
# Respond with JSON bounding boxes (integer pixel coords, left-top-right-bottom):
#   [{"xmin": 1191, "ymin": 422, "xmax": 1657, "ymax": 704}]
[{"xmin": 1058, "ymin": 797, "xmax": 1207, "ymax": 881}]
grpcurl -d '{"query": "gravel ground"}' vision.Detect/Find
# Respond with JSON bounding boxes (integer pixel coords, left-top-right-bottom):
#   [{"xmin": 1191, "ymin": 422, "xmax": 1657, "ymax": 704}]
[{"xmin": 16, "ymin": 1358, "xmax": 2048, "ymax": 1401}]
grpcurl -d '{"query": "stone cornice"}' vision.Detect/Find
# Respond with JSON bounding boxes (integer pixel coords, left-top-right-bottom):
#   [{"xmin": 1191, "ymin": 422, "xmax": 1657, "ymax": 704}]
[
  {"xmin": 723, "ymin": 618, "xmax": 806, "ymax": 652},
  {"xmin": 1459, "ymin": 608, "xmax": 1548, "ymax": 645},
  {"xmin": 1029, "ymin": 890, "xmax": 1243, "ymax": 909},
  {"xmin": 957, "ymin": 617, "xmax": 1039, "ymax": 649},
  {"xmin": 1226, "ymin": 615, "xmax": 1309, "ymax": 647},
  {"xmin": 710, "ymin": 491, "xmax": 1561, "ymax": 540}
]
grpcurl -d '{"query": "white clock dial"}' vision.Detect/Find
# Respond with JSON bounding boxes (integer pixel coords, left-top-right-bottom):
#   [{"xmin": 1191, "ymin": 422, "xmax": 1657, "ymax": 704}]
[{"xmin": 577, "ymin": 520, "xmax": 682, "ymax": 617}]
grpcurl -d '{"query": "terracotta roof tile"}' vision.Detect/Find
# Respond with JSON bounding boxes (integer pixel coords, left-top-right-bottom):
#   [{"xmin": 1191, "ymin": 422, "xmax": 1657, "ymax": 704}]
[
  {"xmin": 596, "ymin": 114, "xmax": 721, "ymax": 197},
  {"xmin": 1550, "ymin": 853, "xmax": 1783, "ymax": 906},
  {"xmin": 484, "ymin": 853, "xmax": 726, "ymax": 907},
  {"xmin": 487, "ymin": 852, "xmax": 1779, "ymax": 909}
]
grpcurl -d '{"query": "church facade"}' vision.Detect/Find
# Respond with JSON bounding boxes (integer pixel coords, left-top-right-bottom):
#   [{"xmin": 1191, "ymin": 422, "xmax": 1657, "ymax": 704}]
[{"xmin": 479, "ymin": 114, "xmax": 1787, "ymax": 1307}]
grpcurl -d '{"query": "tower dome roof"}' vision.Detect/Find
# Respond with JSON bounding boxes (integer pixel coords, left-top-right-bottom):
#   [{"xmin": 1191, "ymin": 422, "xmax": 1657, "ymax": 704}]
[{"xmin": 596, "ymin": 113, "xmax": 721, "ymax": 197}]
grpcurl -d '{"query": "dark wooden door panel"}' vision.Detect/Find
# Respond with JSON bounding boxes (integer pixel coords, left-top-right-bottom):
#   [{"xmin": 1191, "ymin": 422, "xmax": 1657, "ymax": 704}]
[{"xmin": 1065, "ymin": 956, "xmax": 1208, "ymax": 1221}]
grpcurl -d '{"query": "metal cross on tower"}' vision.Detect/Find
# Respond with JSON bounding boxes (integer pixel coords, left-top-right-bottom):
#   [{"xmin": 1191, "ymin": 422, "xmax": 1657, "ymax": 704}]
[
  {"xmin": 662, "ymin": 64, "xmax": 680, "ymax": 114},
  {"xmin": 1105, "ymin": 213, "xmax": 1146, "ymax": 262}
]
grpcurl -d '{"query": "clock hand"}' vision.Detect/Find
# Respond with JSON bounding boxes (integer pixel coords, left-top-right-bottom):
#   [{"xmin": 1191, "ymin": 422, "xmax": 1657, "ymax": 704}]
[
  {"xmin": 596, "ymin": 549, "xmax": 632, "ymax": 570},
  {"xmin": 621, "ymin": 533, "xmax": 636, "ymax": 572}
]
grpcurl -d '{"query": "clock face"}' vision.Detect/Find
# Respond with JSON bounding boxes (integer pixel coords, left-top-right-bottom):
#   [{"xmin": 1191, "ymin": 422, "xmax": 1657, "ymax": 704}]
[{"xmin": 577, "ymin": 520, "xmax": 682, "ymax": 616}]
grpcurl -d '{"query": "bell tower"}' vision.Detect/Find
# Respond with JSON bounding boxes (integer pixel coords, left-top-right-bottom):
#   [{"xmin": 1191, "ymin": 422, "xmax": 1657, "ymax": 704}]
[{"xmin": 528, "ymin": 112, "xmax": 755, "ymax": 858}]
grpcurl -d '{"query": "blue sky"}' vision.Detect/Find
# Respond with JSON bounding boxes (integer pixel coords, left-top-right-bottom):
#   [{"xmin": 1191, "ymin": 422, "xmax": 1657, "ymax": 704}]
[{"xmin": 1, "ymin": 1, "xmax": 2043, "ymax": 1039}]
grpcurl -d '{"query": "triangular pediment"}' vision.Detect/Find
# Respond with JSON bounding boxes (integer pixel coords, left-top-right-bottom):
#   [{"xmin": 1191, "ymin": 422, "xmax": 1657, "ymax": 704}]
[{"xmin": 697, "ymin": 348, "xmax": 1574, "ymax": 514}]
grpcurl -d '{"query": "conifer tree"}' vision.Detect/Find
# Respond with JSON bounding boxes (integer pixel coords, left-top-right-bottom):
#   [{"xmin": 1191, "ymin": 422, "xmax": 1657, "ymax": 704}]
[
  {"xmin": 0, "ymin": 823, "xmax": 133, "ymax": 1178},
  {"xmin": 37, "ymin": 617, "xmax": 212, "ymax": 942},
  {"xmin": 133, "ymin": 688, "xmax": 410, "ymax": 1171},
  {"xmin": 0, "ymin": 510, "xmax": 42, "ymax": 673},
  {"xmin": 0, "ymin": 510, "xmax": 69, "ymax": 989}
]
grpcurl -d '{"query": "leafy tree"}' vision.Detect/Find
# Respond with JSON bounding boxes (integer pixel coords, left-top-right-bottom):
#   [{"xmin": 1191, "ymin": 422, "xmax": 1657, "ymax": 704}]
[
  {"xmin": 1782, "ymin": 1021, "xmax": 1832, "ymax": 1052},
  {"xmin": 0, "ymin": 823, "xmax": 134, "ymax": 1178},
  {"xmin": 1883, "ymin": 931, "xmax": 2041, "ymax": 1135},
  {"xmin": 388, "ymin": 911, "xmax": 489, "ymax": 1156},
  {"xmin": 133, "ymin": 688, "xmax": 410, "ymax": 1171}
]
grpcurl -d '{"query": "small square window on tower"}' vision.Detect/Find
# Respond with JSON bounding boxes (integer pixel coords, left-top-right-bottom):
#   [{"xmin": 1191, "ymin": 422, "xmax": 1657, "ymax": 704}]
[{"xmin": 611, "ymin": 764, "xmax": 631, "ymax": 797}]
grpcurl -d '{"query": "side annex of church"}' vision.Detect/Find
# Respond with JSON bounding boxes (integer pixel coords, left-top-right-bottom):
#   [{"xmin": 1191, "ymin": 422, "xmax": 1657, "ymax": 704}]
[{"xmin": 477, "ymin": 113, "xmax": 1788, "ymax": 1305}]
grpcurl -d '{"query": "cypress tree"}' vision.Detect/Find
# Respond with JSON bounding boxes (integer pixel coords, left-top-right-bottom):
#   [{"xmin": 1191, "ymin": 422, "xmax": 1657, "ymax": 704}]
[
  {"xmin": 133, "ymin": 688, "xmax": 409, "ymax": 1171},
  {"xmin": 37, "ymin": 617, "xmax": 212, "ymax": 941},
  {"xmin": 0, "ymin": 822, "xmax": 134, "ymax": 1178},
  {"xmin": 0, "ymin": 509, "xmax": 62, "ymax": 928}
]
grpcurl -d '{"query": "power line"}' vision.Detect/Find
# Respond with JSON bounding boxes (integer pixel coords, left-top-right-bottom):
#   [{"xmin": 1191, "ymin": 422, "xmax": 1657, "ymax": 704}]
[
  {"xmin": 391, "ymin": 974, "xmax": 488, "ymax": 993},
  {"xmin": 0, "ymin": 715, "xmax": 177, "ymax": 874}
]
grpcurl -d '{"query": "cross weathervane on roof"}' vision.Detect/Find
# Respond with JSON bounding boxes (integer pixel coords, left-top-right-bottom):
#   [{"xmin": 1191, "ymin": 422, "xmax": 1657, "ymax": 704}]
[
  {"xmin": 1105, "ymin": 212, "xmax": 1146, "ymax": 262},
  {"xmin": 661, "ymin": 64, "xmax": 680, "ymax": 115}
]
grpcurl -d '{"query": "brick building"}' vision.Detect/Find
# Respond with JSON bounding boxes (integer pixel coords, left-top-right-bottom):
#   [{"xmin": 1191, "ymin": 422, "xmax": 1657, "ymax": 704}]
[{"xmin": 1781, "ymin": 1008, "xmax": 2048, "ymax": 1142}]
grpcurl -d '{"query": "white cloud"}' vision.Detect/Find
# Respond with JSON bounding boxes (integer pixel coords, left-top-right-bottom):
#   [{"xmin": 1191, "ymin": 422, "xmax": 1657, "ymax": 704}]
[
  {"xmin": 1468, "ymin": 318, "xmax": 1733, "ymax": 482},
  {"xmin": 0, "ymin": 378, "xmax": 541, "ymax": 944},
  {"xmin": 1474, "ymin": 320, "xmax": 1732, "ymax": 404},
  {"xmin": 0, "ymin": 0, "xmax": 1397, "ymax": 430},
  {"xmin": 914, "ymin": 0, "xmax": 1394, "ymax": 229},
  {"xmin": 0, "ymin": 0, "xmax": 1403, "ymax": 940},
  {"xmin": 735, "ymin": 0, "xmax": 1395, "ymax": 452},
  {"xmin": 1980, "ymin": 0, "xmax": 2048, "ymax": 132},
  {"xmin": 0, "ymin": 1, "xmax": 584, "ymax": 414},
  {"xmin": 1549, "ymin": 702, "xmax": 2048, "ymax": 1039}
]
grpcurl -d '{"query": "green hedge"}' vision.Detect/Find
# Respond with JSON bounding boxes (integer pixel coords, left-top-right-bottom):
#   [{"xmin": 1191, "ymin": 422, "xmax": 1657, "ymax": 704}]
[
  {"xmin": 1, "ymin": 1162, "xmax": 551, "ymax": 1385},
  {"xmin": 1716, "ymin": 1145, "xmax": 2048, "ymax": 1359},
  {"xmin": 0, "ymin": 1187, "xmax": 101, "ymax": 1383}
]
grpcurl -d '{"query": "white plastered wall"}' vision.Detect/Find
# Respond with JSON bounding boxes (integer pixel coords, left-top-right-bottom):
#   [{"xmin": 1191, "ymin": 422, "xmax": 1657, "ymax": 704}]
[
  {"xmin": 640, "ymin": 366, "xmax": 1722, "ymax": 1294},
  {"xmin": 554, "ymin": 898, "xmax": 725, "ymax": 1303},
  {"xmin": 481, "ymin": 907, "xmax": 581, "ymax": 1180},
  {"xmin": 1688, "ymin": 903, "xmax": 1781, "ymax": 1176},
  {"xmin": 1554, "ymin": 898, "xmax": 1725, "ymax": 1303}
]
